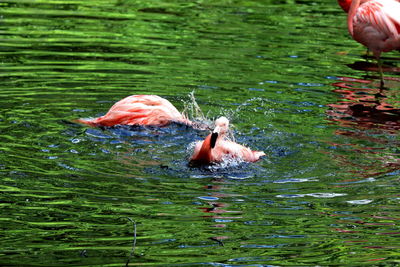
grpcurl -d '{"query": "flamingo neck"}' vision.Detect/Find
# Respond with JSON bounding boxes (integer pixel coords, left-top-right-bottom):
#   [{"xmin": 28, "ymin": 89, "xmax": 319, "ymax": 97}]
[
  {"xmin": 338, "ymin": 0, "xmax": 352, "ymax": 12},
  {"xmin": 179, "ymin": 117, "xmax": 193, "ymax": 126},
  {"xmin": 197, "ymin": 134, "xmax": 214, "ymax": 163},
  {"xmin": 348, "ymin": 0, "xmax": 361, "ymax": 36}
]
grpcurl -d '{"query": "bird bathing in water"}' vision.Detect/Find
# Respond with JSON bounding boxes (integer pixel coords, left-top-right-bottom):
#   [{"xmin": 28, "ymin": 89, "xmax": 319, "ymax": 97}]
[
  {"xmin": 337, "ymin": 0, "xmax": 400, "ymax": 85},
  {"xmin": 189, "ymin": 116, "xmax": 265, "ymax": 165},
  {"xmin": 76, "ymin": 95, "xmax": 192, "ymax": 127}
]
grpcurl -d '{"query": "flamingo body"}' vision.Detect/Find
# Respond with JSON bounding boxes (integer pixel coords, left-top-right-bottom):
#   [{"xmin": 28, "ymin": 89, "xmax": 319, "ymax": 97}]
[
  {"xmin": 338, "ymin": 0, "xmax": 400, "ymax": 58},
  {"xmin": 77, "ymin": 95, "xmax": 191, "ymax": 127},
  {"xmin": 190, "ymin": 117, "xmax": 265, "ymax": 164}
]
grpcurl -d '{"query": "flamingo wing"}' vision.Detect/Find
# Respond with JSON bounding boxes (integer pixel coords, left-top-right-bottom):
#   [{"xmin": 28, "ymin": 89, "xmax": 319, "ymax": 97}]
[
  {"xmin": 77, "ymin": 95, "xmax": 190, "ymax": 127},
  {"xmin": 217, "ymin": 140, "xmax": 265, "ymax": 162},
  {"xmin": 351, "ymin": 0, "xmax": 400, "ymax": 55},
  {"xmin": 357, "ymin": 0, "xmax": 400, "ymax": 36}
]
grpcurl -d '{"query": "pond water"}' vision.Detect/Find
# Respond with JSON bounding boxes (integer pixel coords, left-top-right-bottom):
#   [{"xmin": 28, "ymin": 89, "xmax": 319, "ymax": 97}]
[{"xmin": 1, "ymin": 0, "xmax": 400, "ymax": 266}]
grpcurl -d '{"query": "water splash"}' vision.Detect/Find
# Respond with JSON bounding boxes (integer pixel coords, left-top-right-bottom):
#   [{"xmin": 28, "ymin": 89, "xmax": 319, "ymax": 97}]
[
  {"xmin": 181, "ymin": 91, "xmax": 240, "ymax": 144},
  {"xmin": 181, "ymin": 91, "xmax": 213, "ymax": 131}
]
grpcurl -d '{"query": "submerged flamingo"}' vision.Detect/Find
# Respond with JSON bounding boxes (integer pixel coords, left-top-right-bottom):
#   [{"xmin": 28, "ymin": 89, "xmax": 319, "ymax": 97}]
[
  {"xmin": 76, "ymin": 95, "xmax": 192, "ymax": 127},
  {"xmin": 337, "ymin": 0, "xmax": 400, "ymax": 83},
  {"xmin": 190, "ymin": 116, "xmax": 265, "ymax": 165}
]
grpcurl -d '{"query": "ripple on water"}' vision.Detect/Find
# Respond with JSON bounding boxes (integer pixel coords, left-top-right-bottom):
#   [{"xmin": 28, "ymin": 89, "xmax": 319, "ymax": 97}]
[
  {"xmin": 276, "ymin": 193, "xmax": 347, "ymax": 198},
  {"xmin": 346, "ymin": 199, "xmax": 373, "ymax": 205}
]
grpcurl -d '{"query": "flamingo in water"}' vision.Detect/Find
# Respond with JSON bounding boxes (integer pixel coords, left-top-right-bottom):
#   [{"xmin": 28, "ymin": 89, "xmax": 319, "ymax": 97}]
[
  {"xmin": 337, "ymin": 0, "xmax": 400, "ymax": 83},
  {"xmin": 76, "ymin": 95, "xmax": 192, "ymax": 127},
  {"xmin": 190, "ymin": 116, "xmax": 265, "ymax": 165}
]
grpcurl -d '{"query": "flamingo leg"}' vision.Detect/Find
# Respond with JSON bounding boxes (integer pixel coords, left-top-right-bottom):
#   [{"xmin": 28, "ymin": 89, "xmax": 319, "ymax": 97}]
[{"xmin": 377, "ymin": 57, "xmax": 384, "ymax": 88}]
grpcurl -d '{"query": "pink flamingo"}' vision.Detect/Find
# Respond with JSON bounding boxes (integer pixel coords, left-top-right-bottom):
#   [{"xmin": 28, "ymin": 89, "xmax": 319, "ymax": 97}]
[
  {"xmin": 337, "ymin": 0, "xmax": 400, "ymax": 83},
  {"xmin": 190, "ymin": 116, "xmax": 265, "ymax": 165},
  {"xmin": 76, "ymin": 95, "xmax": 192, "ymax": 127}
]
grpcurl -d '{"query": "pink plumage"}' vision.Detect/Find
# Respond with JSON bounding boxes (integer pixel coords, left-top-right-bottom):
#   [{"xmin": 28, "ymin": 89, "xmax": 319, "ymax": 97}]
[
  {"xmin": 190, "ymin": 117, "xmax": 265, "ymax": 165},
  {"xmin": 338, "ymin": 0, "xmax": 400, "ymax": 58},
  {"xmin": 76, "ymin": 95, "xmax": 191, "ymax": 127}
]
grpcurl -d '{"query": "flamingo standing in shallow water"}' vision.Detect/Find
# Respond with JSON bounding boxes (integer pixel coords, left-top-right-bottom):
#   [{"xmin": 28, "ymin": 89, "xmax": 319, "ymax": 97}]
[
  {"xmin": 338, "ymin": 0, "xmax": 400, "ymax": 83},
  {"xmin": 76, "ymin": 95, "xmax": 192, "ymax": 127},
  {"xmin": 190, "ymin": 116, "xmax": 265, "ymax": 165}
]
